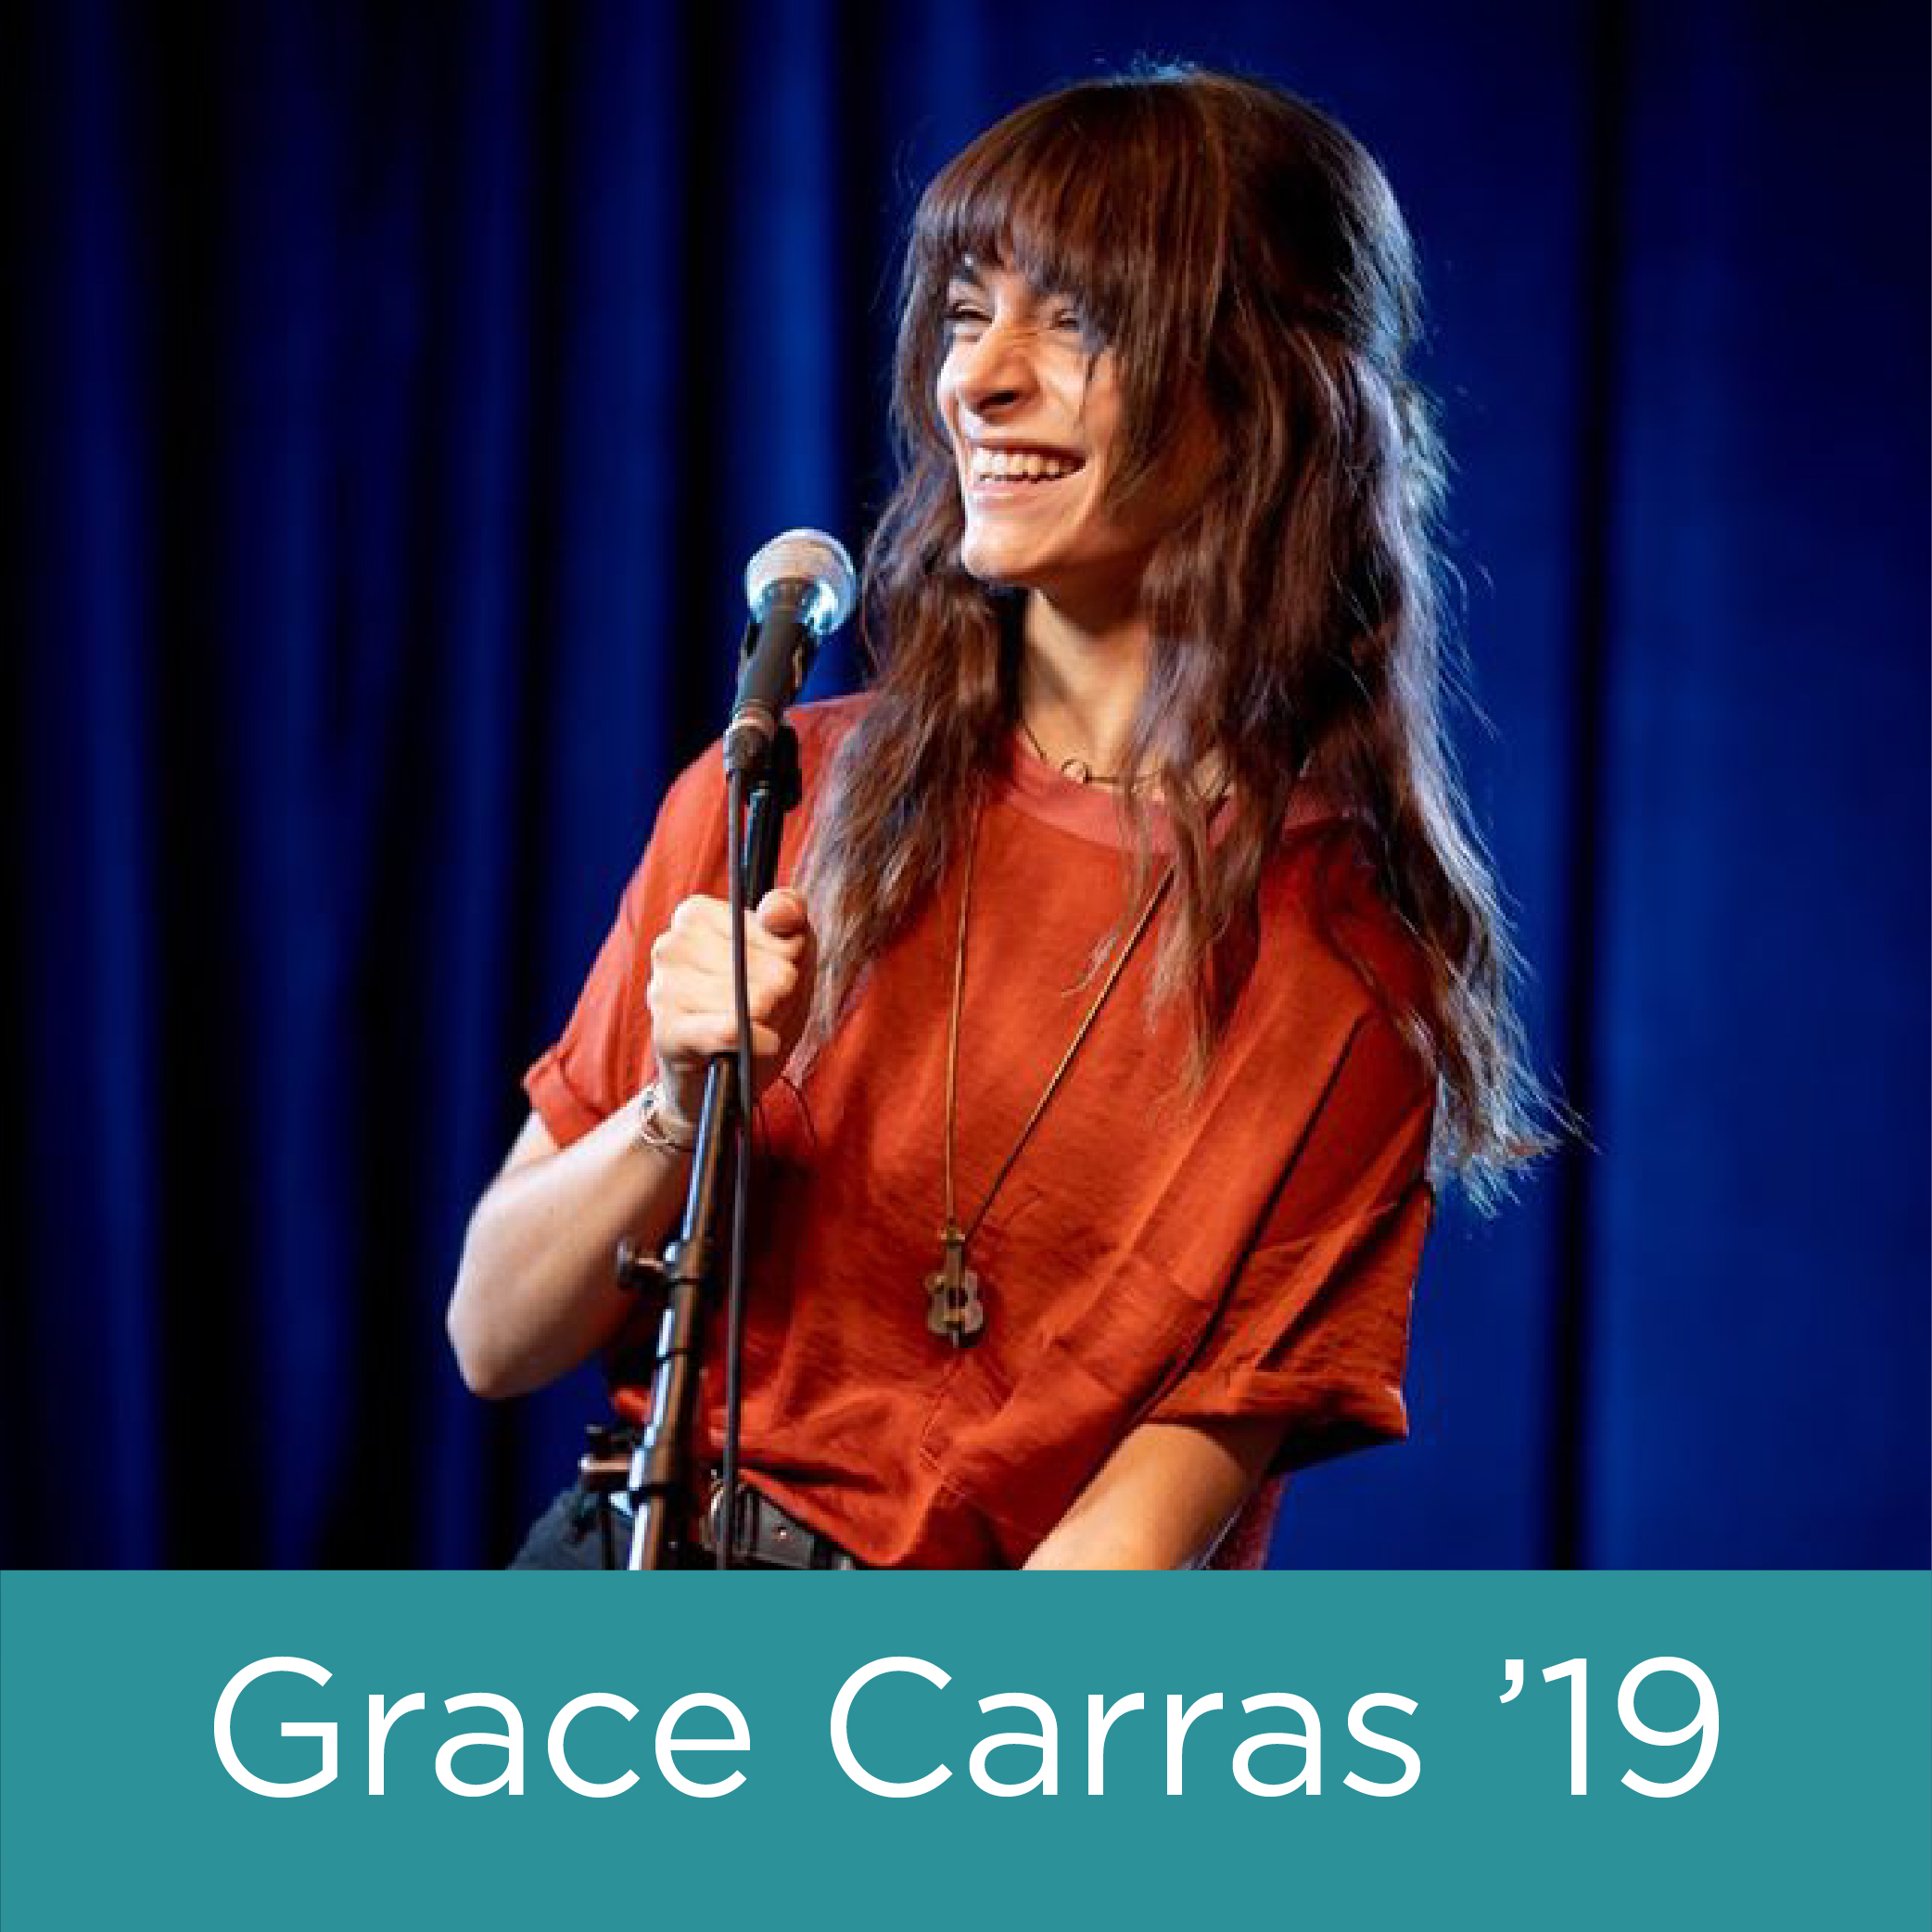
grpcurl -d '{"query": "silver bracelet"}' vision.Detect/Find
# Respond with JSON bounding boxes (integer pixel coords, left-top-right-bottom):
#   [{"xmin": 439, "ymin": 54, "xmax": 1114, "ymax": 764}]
[{"xmin": 635, "ymin": 1081, "xmax": 698, "ymax": 1157}]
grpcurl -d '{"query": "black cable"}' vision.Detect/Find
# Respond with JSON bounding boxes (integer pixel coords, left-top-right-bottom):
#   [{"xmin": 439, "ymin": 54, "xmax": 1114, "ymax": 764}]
[{"xmin": 720, "ymin": 767, "xmax": 754, "ymax": 1570}]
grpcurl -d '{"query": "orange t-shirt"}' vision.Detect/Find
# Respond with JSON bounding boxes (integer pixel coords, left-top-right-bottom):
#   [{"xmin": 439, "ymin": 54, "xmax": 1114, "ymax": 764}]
[{"xmin": 527, "ymin": 697, "xmax": 1435, "ymax": 1568}]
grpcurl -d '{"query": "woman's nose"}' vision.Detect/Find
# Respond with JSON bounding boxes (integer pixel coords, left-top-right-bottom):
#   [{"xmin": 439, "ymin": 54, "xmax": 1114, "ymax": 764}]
[{"xmin": 950, "ymin": 320, "xmax": 1036, "ymax": 416}]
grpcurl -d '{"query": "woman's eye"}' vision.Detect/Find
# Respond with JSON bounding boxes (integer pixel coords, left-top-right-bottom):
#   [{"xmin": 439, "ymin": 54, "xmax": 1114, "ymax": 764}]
[{"xmin": 944, "ymin": 301, "xmax": 988, "ymax": 332}]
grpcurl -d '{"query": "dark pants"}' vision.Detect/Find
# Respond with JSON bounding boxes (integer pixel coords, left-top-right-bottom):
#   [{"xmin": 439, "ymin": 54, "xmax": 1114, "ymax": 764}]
[{"xmin": 508, "ymin": 1487, "xmax": 629, "ymax": 1570}]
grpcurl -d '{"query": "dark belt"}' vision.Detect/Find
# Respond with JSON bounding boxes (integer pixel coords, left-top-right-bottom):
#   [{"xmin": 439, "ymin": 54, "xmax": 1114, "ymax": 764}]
[
  {"xmin": 604, "ymin": 1476, "xmax": 862, "ymax": 1570},
  {"xmin": 694, "ymin": 1478, "xmax": 863, "ymax": 1570}
]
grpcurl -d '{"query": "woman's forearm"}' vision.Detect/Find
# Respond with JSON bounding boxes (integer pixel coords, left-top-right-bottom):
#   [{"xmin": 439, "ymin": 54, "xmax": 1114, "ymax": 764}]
[
  {"xmin": 451, "ymin": 889, "xmax": 816, "ymax": 1401},
  {"xmin": 446, "ymin": 1103, "xmax": 692, "ymax": 1399},
  {"xmin": 1023, "ymin": 1417, "xmax": 1285, "ymax": 1570}
]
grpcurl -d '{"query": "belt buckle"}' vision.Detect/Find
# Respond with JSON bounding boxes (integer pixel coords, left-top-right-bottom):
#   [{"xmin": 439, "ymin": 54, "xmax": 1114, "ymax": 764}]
[
  {"xmin": 705, "ymin": 1479, "xmax": 733, "ymax": 1559},
  {"xmin": 707, "ymin": 1478, "xmax": 765, "ymax": 1566},
  {"xmin": 706, "ymin": 1479, "xmax": 813, "ymax": 1568}
]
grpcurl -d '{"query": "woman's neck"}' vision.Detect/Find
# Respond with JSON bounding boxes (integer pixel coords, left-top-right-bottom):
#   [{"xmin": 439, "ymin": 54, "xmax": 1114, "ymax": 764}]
[{"xmin": 1018, "ymin": 590, "xmax": 1150, "ymax": 780}]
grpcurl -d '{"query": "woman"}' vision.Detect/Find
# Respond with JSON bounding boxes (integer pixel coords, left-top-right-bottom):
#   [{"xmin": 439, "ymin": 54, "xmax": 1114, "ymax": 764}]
[{"xmin": 448, "ymin": 67, "xmax": 1542, "ymax": 1569}]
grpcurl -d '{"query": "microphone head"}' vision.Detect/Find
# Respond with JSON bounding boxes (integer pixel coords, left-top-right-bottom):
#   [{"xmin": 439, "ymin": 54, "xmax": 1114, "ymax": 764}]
[{"xmin": 744, "ymin": 528, "xmax": 858, "ymax": 635}]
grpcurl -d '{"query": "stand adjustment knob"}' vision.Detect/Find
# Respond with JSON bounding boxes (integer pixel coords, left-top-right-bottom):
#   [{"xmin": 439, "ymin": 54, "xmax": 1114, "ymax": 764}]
[{"xmin": 616, "ymin": 1239, "xmax": 667, "ymax": 1294}]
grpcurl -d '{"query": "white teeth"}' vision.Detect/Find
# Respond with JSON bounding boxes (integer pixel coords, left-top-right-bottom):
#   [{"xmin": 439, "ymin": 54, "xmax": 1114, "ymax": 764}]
[{"xmin": 969, "ymin": 449, "xmax": 1079, "ymax": 482}]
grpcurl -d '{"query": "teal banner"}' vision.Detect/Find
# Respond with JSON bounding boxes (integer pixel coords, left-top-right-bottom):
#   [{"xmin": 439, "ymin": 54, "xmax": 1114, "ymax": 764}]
[{"xmin": 3, "ymin": 1571, "xmax": 1925, "ymax": 1926}]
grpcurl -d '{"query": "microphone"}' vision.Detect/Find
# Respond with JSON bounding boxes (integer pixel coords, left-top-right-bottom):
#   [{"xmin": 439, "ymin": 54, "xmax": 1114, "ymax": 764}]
[{"xmin": 723, "ymin": 528, "xmax": 858, "ymax": 776}]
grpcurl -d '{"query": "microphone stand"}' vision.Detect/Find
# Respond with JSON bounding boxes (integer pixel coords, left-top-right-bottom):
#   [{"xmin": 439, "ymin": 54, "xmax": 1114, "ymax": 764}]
[{"xmin": 598, "ymin": 722, "xmax": 801, "ymax": 1570}]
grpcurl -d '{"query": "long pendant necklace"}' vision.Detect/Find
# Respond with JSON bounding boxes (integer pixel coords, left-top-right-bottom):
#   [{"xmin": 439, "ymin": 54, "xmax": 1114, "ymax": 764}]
[{"xmin": 925, "ymin": 799, "xmax": 1175, "ymax": 1345}]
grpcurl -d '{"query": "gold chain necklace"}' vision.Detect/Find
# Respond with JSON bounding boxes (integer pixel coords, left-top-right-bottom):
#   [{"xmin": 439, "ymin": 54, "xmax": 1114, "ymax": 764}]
[
  {"xmin": 1018, "ymin": 711, "xmax": 1145, "ymax": 789},
  {"xmin": 925, "ymin": 798, "xmax": 1175, "ymax": 1344}
]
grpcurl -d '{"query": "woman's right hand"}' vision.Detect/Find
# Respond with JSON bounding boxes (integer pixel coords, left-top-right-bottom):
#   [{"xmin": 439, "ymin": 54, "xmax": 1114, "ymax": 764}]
[
  {"xmin": 646, "ymin": 886, "xmax": 818, "ymax": 1127},
  {"xmin": 447, "ymin": 884, "xmax": 818, "ymax": 1400}
]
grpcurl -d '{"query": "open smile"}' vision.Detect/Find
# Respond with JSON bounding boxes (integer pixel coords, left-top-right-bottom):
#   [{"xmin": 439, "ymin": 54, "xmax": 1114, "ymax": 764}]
[
  {"xmin": 962, "ymin": 445, "xmax": 1087, "ymax": 505},
  {"xmin": 967, "ymin": 476, "xmax": 1079, "ymax": 505}
]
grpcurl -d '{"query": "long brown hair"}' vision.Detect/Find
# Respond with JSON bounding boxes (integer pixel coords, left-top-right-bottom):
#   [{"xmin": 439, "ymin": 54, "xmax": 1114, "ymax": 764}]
[{"xmin": 802, "ymin": 67, "xmax": 1545, "ymax": 1204}]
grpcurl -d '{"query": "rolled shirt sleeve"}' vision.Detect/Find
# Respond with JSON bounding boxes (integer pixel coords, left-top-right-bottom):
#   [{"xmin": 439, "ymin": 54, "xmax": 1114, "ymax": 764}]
[{"xmin": 523, "ymin": 755, "xmax": 727, "ymax": 1148}]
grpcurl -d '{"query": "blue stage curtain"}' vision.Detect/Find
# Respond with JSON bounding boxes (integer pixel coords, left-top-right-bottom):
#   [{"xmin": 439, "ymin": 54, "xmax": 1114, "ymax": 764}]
[{"xmin": 10, "ymin": 0, "xmax": 1926, "ymax": 1567}]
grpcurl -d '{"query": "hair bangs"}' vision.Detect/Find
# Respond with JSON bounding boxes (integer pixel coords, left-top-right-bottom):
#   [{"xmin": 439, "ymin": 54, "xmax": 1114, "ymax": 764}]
[{"xmin": 911, "ymin": 104, "xmax": 1143, "ymax": 340}]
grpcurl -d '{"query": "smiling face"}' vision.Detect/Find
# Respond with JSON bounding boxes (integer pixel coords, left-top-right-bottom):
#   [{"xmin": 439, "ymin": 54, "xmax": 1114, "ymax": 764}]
[{"xmin": 936, "ymin": 259, "xmax": 1185, "ymax": 621}]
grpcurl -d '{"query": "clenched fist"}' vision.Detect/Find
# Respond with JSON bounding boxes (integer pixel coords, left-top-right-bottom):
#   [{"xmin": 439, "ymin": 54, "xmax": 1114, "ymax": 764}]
[{"xmin": 646, "ymin": 887, "xmax": 817, "ymax": 1128}]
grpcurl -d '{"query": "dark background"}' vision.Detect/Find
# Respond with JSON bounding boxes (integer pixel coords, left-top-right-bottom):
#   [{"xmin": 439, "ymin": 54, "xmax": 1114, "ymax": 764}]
[{"xmin": 8, "ymin": 1, "xmax": 1926, "ymax": 1569}]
